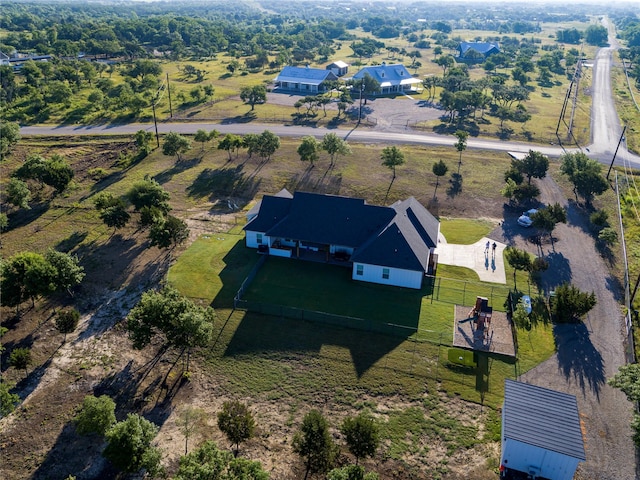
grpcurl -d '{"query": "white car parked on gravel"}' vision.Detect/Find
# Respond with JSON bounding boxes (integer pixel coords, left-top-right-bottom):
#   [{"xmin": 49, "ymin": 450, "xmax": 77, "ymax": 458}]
[{"xmin": 517, "ymin": 209, "xmax": 538, "ymax": 227}]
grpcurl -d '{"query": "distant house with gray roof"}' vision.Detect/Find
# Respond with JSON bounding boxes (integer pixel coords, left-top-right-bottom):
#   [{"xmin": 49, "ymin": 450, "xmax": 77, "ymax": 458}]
[
  {"xmin": 457, "ymin": 41, "xmax": 500, "ymax": 62},
  {"xmin": 244, "ymin": 190, "xmax": 439, "ymax": 289},
  {"xmin": 500, "ymin": 380, "xmax": 586, "ymax": 480},
  {"xmin": 350, "ymin": 63, "xmax": 422, "ymax": 95},
  {"xmin": 326, "ymin": 60, "xmax": 349, "ymax": 77},
  {"xmin": 273, "ymin": 66, "xmax": 339, "ymax": 94}
]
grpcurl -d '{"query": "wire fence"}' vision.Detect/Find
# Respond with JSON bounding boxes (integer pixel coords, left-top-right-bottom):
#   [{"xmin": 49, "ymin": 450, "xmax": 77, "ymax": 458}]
[{"xmin": 424, "ymin": 275, "xmax": 512, "ymax": 312}]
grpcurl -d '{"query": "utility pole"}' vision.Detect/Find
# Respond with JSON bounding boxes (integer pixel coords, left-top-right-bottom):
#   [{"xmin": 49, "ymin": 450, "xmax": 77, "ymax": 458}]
[
  {"xmin": 607, "ymin": 125, "xmax": 626, "ymax": 180},
  {"xmin": 567, "ymin": 59, "xmax": 582, "ymax": 141},
  {"xmin": 151, "ymin": 100, "xmax": 159, "ymax": 148},
  {"xmin": 166, "ymin": 72, "xmax": 173, "ymax": 118}
]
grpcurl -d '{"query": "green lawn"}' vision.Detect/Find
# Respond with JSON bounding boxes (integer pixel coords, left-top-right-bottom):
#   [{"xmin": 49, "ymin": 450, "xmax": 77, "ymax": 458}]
[
  {"xmin": 439, "ymin": 218, "xmax": 495, "ymax": 244},
  {"xmin": 169, "ymin": 235, "xmax": 555, "ymax": 407}
]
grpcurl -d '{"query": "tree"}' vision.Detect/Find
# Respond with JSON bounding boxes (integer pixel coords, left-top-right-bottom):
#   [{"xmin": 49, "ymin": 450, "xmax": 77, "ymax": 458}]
[
  {"xmin": 321, "ymin": 133, "xmax": 351, "ymax": 167},
  {"xmin": 518, "ymin": 150, "xmax": 549, "ymax": 184},
  {"xmin": 551, "ymin": 282, "xmax": 596, "ymax": 323},
  {"xmin": 598, "ymin": 227, "xmax": 618, "ymax": 245},
  {"xmin": 531, "ymin": 203, "xmax": 567, "ymax": 243},
  {"xmin": 218, "ymin": 134, "xmax": 243, "ymax": 160},
  {"xmin": 175, "ymin": 440, "xmax": 269, "ymax": 480},
  {"xmin": 360, "ymin": 73, "xmax": 381, "ymax": 104},
  {"xmin": 9, "ymin": 347, "xmax": 32, "ymax": 377},
  {"xmin": 45, "ymin": 249, "xmax": 85, "ymax": 295},
  {"xmin": 0, "ymin": 251, "xmax": 56, "ymax": 311},
  {"xmin": 55, "ymin": 308, "xmax": 80, "ymax": 342},
  {"xmin": 0, "ymin": 121, "xmax": 20, "ymax": 159},
  {"xmin": 453, "ymin": 130, "xmax": 467, "ymax": 173},
  {"xmin": 177, "ymin": 406, "xmax": 207, "ymax": 455},
  {"xmin": 75, "ymin": 394, "xmax": 116, "ymax": 436},
  {"xmin": 585, "ymin": 25, "xmax": 608, "ymax": 46},
  {"xmin": 340, "ymin": 412, "xmax": 380, "ymax": 465},
  {"xmin": 94, "ymin": 193, "xmax": 130, "ymax": 232},
  {"xmin": 434, "ymin": 55, "xmax": 455, "ymax": 75},
  {"xmin": 293, "ymin": 410, "xmax": 337, "ymax": 479},
  {"xmin": 163, "ymin": 131, "xmax": 192, "ymax": 161},
  {"xmin": 6, "ymin": 178, "xmax": 31, "ymax": 209},
  {"xmin": 127, "ymin": 179, "xmax": 171, "ymax": 214},
  {"xmin": 194, "ymin": 129, "xmax": 210, "ymax": 152},
  {"xmin": 0, "ymin": 381, "xmax": 20, "ymax": 418},
  {"xmin": 432, "ymin": 160, "xmax": 448, "ymax": 198},
  {"xmin": 297, "ymin": 136, "xmax": 320, "ymax": 167},
  {"xmin": 103, "ymin": 413, "xmax": 162, "ymax": 476},
  {"xmin": 240, "ymin": 85, "xmax": 267, "ymax": 110},
  {"xmin": 135, "ymin": 129, "xmax": 154, "ymax": 156},
  {"xmin": 381, "ymin": 146, "xmax": 405, "ymax": 180},
  {"xmin": 0, "ymin": 213, "xmax": 7, "ymax": 232},
  {"xmin": 560, "ymin": 152, "xmax": 609, "ymax": 205},
  {"xmin": 256, "ymin": 130, "xmax": 280, "ymax": 162},
  {"xmin": 148, "ymin": 214, "xmax": 189, "ymax": 249},
  {"xmin": 609, "ymin": 364, "xmax": 640, "ymax": 446},
  {"xmin": 217, "ymin": 400, "xmax": 256, "ymax": 455},
  {"xmin": 125, "ymin": 59, "xmax": 162, "ymax": 82},
  {"xmin": 504, "ymin": 246, "xmax": 532, "ymax": 290},
  {"xmin": 126, "ymin": 286, "xmax": 215, "ymax": 361},
  {"xmin": 42, "ymin": 154, "xmax": 74, "ymax": 193},
  {"xmin": 328, "ymin": 465, "xmax": 379, "ymax": 480}
]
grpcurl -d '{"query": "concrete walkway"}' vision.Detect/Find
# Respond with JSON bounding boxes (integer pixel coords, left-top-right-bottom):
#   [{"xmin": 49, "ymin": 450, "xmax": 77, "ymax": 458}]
[{"xmin": 435, "ymin": 235, "xmax": 507, "ymax": 284}]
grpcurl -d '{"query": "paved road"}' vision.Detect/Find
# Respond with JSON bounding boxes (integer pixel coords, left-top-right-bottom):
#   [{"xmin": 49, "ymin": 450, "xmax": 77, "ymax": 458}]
[{"xmin": 20, "ymin": 120, "xmax": 640, "ymax": 169}]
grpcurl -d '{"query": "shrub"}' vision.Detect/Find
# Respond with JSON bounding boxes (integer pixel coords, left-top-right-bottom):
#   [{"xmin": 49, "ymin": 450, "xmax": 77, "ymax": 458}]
[{"xmin": 551, "ymin": 282, "xmax": 596, "ymax": 323}]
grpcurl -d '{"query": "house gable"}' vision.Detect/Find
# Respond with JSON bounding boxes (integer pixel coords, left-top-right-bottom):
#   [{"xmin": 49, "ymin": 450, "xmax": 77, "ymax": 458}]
[
  {"xmin": 351, "ymin": 63, "xmax": 422, "ymax": 94},
  {"xmin": 458, "ymin": 42, "xmax": 500, "ymax": 59}
]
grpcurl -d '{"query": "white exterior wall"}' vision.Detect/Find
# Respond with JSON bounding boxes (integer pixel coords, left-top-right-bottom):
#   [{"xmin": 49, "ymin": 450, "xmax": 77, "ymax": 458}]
[
  {"xmin": 352, "ymin": 263, "xmax": 423, "ymax": 289},
  {"xmin": 245, "ymin": 231, "xmax": 270, "ymax": 249},
  {"xmin": 501, "ymin": 438, "xmax": 581, "ymax": 480}
]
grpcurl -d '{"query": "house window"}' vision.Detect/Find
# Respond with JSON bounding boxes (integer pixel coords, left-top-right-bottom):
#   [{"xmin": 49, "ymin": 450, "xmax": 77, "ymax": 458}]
[
  {"xmin": 356, "ymin": 264, "xmax": 364, "ymax": 276},
  {"xmin": 256, "ymin": 233, "xmax": 263, "ymax": 244},
  {"xmin": 382, "ymin": 268, "xmax": 390, "ymax": 279}
]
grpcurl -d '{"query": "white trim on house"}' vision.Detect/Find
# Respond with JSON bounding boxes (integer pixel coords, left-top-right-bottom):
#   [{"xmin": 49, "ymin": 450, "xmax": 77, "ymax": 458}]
[{"xmin": 351, "ymin": 263, "xmax": 424, "ymax": 289}]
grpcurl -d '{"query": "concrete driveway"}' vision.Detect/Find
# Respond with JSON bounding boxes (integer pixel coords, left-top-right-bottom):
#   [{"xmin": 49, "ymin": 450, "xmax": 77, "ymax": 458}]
[{"xmin": 435, "ymin": 234, "xmax": 507, "ymax": 284}]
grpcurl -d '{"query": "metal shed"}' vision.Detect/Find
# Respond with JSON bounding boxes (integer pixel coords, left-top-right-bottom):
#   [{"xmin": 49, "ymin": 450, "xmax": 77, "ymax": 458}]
[{"xmin": 501, "ymin": 380, "xmax": 586, "ymax": 480}]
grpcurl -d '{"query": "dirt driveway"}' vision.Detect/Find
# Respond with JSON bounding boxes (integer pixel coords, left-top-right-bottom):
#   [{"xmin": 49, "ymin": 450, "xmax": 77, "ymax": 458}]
[{"xmin": 488, "ymin": 176, "xmax": 637, "ymax": 480}]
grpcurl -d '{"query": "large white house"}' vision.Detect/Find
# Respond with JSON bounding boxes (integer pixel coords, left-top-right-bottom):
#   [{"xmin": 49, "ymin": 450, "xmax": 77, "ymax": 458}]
[
  {"xmin": 244, "ymin": 190, "xmax": 439, "ymax": 289},
  {"xmin": 350, "ymin": 63, "xmax": 422, "ymax": 95}
]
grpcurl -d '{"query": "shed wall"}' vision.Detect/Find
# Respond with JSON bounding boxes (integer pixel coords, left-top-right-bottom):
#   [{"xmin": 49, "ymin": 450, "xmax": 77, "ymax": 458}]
[{"xmin": 501, "ymin": 438, "xmax": 581, "ymax": 480}]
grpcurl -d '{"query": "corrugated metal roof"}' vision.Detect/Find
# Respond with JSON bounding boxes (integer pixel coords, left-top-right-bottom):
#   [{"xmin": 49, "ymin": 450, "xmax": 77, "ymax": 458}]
[
  {"xmin": 328, "ymin": 60, "xmax": 349, "ymax": 69},
  {"xmin": 274, "ymin": 66, "xmax": 337, "ymax": 85},
  {"xmin": 503, "ymin": 380, "xmax": 586, "ymax": 461},
  {"xmin": 352, "ymin": 64, "xmax": 415, "ymax": 85}
]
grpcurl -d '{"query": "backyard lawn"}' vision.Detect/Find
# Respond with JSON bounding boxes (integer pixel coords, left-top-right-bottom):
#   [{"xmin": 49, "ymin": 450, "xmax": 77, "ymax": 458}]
[{"xmin": 168, "ymin": 232, "xmax": 556, "ymax": 407}]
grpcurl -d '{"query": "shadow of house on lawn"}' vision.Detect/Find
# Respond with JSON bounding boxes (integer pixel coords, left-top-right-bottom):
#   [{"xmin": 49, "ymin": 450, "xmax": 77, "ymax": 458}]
[
  {"xmin": 222, "ymin": 256, "xmax": 428, "ymax": 377},
  {"xmin": 212, "ymin": 239, "xmax": 260, "ymax": 309},
  {"xmin": 224, "ymin": 311, "xmax": 407, "ymax": 378},
  {"xmin": 187, "ymin": 165, "xmax": 261, "ymax": 204},
  {"xmin": 553, "ymin": 322, "xmax": 605, "ymax": 400}
]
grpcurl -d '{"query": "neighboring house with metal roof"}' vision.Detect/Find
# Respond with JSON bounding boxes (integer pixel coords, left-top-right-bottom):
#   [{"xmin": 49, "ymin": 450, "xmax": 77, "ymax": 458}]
[
  {"xmin": 501, "ymin": 380, "xmax": 586, "ymax": 480},
  {"xmin": 243, "ymin": 190, "xmax": 439, "ymax": 289},
  {"xmin": 326, "ymin": 60, "xmax": 349, "ymax": 77},
  {"xmin": 457, "ymin": 42, "xmax": 500, "ymax": 62},
  {"xmin": 350, "ymin": 63, "xmax": 422, "ymax": 95},
  {"xmin": 273, "ymin": 66, "xmax": 339, "ymax": 94}
]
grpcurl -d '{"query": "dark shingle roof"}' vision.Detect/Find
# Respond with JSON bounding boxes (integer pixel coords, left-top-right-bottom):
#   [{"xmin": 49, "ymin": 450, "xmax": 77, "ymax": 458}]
[
  {"xmin": 246, "ymin": 188, "xmax": 292, "ymax": 219},
  {"xmin": 275, "ymin": 66, "xmax": 338, "ymax": 85},
  {"xmin": 503, "ymin": 380, "xmax": 586, "ymax": 461},
  {"xmin": 352, "ymin": 197, "xmax": 439, "ymax": 270},
  {"xmin": 266, "ymin": 191, "xmax": 394, "ymax": 248},
  {"xmin": 243, "ymin": 194, "xmax": 292, "ymax": 233}
]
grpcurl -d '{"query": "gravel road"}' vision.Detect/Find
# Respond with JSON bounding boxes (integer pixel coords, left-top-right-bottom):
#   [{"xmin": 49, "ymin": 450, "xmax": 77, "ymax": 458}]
[{"xmin": 490, "ymin": 176, "xmax": 637, "ymax": 480}]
